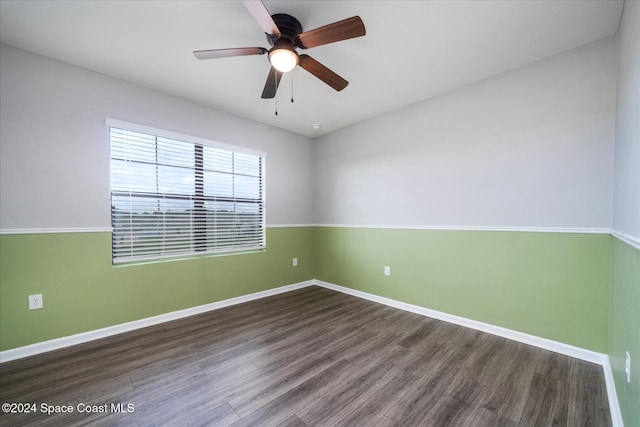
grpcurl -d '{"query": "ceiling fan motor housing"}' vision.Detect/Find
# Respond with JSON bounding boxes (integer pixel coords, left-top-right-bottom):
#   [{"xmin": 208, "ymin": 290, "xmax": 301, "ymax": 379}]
[{"xmin": 267, "ymin": 14, "xmax": 304, "ymax": 47}]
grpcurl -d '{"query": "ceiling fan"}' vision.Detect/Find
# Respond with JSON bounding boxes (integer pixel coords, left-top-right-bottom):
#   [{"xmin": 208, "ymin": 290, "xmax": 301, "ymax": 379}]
[{"xmin": 194, "ymin": 0, "xmax": 366, "ymax": 99}]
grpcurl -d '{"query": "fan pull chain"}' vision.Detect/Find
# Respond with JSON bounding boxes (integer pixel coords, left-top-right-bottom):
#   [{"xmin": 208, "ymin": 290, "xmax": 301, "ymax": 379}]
[
  {"xmin": 291, "ymin": 70, "xmax": 294, "ymax": 103},
  {"xmin": 275, "ymin": 70, "xmax": 279, "ymax": 116}
]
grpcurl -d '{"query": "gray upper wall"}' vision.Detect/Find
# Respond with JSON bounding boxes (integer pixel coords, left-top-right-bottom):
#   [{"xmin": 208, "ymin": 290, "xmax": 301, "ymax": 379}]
[
  {"xmin": 313, "ymin": 37, "xmax": 617, "ymax": 231},
  {"xmin": 0, "ymin": 44, "xmax": 315, "ymax": 230},
  {"xmin": 0, "ymin": 33, "xmax": 627, "ymax": 235},
  {"xmin": 613, "ymin": 0, "xmax": 640, "ymax": 242}
]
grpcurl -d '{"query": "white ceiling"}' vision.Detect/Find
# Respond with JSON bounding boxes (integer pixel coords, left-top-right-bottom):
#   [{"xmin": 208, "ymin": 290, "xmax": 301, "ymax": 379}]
[{"xmin": 0, "ymin": 0, "xmax": 624, "ymax": 138}]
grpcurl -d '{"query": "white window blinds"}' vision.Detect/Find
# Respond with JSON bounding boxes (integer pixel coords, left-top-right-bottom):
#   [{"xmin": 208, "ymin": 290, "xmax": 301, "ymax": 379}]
[{"xmin": 109, "ymin": 122, "xmax": 265, "ymax": 264}]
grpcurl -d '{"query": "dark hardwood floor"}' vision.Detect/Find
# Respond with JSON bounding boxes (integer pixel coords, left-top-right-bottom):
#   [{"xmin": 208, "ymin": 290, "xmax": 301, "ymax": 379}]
[{"xmin": 0, "ymin": 286, "xmax": 612, "ymax": 426}]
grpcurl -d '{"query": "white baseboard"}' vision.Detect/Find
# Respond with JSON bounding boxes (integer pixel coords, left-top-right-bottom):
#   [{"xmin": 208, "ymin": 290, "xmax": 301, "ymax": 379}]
[
  {"xmin": 0, "ymin": 280, "xmax": 313, "ymax": 363},
  {"xmin": 313, "ymin": 279, "xmax": 623, "ymax": 426},
  {"xmin": 313, "ymin": 280, "xmax": 607, "ymax": 365},
  {"xmin": 603, "ymin": 356, "xmax": 625, "ymax": 427}
]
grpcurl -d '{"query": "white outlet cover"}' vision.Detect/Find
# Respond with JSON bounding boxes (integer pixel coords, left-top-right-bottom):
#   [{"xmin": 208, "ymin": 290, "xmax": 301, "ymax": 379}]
[
  {"xmin": 625, "ymin": 351, "xmax": 631, "ymax": 383},
  {"xmin": 29, "ymin": 294, "xmax": 43, "ymax": 310},
  {"xmin": 293, "ymin": 258, "xmax": 298, "ymax": 266},
  {"xmin": 384, "ymin": 266, "xmax": 390, "ymax": 276}
]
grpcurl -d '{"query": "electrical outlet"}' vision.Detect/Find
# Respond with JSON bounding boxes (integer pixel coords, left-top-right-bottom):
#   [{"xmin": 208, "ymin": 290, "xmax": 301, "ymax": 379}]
[
  {"xmin": 384, "ymin": 266, "xmax": 390, "ymax": 276},
  {"xmin": 292, "ymin": 257, "xmax": 298, "ymax": 267},
  {"xmin": 625, "ymin": 351, "xmax": 631, "ymax": 383},
  {"xmin": 29, "ymin": 294, "xmax": 43, "ymax": 310}
]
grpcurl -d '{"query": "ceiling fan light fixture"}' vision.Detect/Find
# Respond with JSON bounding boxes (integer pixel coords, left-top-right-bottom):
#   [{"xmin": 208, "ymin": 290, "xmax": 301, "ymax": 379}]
[
  {"xmin": 269, "ymin": 46, "xmax": 298, "ymax": 72},
  {"xmin": 194, "ymin": 2, "xmax": 366, "ymax": 99}
]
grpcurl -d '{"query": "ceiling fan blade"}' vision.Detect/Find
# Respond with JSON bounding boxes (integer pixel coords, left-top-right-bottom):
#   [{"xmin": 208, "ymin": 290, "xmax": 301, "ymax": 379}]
[
  {"xmin": 241, "ymin": 0, "xmax": 281, "ymax": 36},
  {"xmin": 261, "ymin": 66, "xmax": 283, "ymax": 98},
  {"xmin": 296, "ymin": 16, "xmax": 365, "ymax": 49},
  {"xmin": 194, "ymin": 47, "xmax": 267, "ymax": 60},
  {"xmin": 299, "ymin": 54, "xmax": 348, "ymax": 91}
]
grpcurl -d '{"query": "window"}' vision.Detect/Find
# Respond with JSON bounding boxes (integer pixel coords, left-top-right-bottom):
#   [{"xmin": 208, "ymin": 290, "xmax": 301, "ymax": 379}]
[{"xmin": 108, "ymin": 119, "xmax": 265, "ymax": 264}]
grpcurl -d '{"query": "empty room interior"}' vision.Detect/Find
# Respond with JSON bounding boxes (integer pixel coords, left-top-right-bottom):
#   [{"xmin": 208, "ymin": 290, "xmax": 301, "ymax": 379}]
[{"xmin": 0, "ymin": 0, "xmax": 638, "ymax": 426}]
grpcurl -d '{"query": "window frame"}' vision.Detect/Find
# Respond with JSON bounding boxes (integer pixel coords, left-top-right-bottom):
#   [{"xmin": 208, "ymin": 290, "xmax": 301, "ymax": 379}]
[{"xmin": 107, "ymin": 118, "xmax": 266, "ymax": 264}]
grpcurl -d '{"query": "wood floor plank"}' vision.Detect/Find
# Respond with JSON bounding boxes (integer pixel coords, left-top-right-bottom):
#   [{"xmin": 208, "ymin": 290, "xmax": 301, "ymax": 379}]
[
  {"xmin": 229, "ymin": 353, "xmax": 336, "ymax": 417},
  {"xmin": 519, "ymin": 373, "xmax": 569, "ymax": 427},
  {"xmin": 568, "ymin": 358, "xmax": 612, "ymax": 426},
  {"xmin": 463, "ymin": 406, "xmax": 518, "ymax": 427},
  {"xmin": 330, "ymin": 368, "xmax": 419, "ymax": 425},
  {"xmin": 446, "ymin": 376, "xmax": 489, "ymax": 408},
  {"xmin": 0, "ymin": 286, "xmax": 612, "ymax": 426},
  {"xmin": 228, "ymin": 358, "xmax": 356, "ymax": 427},
  {"xmin": 399, "ymin": 395, "xmax": 474, "ymax": 427},
  {"xmin": 479, "ymin": 341, "xmax": 541, "ymax": 422},
  {"xmin": 297, "ymin": 363, "xmax": 397, "ymax": 425}
]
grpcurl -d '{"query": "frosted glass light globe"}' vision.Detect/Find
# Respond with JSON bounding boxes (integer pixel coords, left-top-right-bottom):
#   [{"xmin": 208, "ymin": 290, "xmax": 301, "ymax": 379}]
[{"xmin": 269, "ymin": 48, "xmax": 298, "ymax": 72}]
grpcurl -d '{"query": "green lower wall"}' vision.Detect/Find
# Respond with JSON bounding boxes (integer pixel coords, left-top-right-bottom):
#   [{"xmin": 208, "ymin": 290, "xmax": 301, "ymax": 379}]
[
  {"xmin": 609, "ymin": 237, "xmax": 640, "ymax": 426},
  {"xmin": 0, "ymin": 226, "xmax": 616, "ymax": 357},
  {"xmin": 0, "ymin": 227, "xmax": 314, "ymax": 351},
  {"xmin": 313, "ymin": 227, "xmax": 611, "ymax": 353}
]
